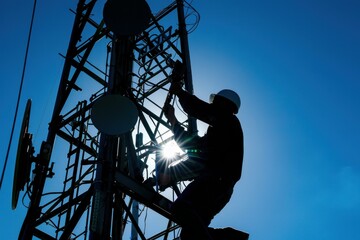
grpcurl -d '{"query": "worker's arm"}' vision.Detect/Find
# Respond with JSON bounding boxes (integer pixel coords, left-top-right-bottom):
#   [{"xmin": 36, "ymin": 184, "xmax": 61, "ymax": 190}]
[
  {"xmin": 169, "ymin": 82, "xmax": 215, "ymax": 125},
  {"xmin": 164, "ymin": 103, "xmax": 200, "ymax": 148}
]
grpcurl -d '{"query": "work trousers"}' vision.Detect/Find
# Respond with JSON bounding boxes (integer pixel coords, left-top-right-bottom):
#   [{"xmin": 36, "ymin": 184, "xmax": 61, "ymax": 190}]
[{"xmin": 171, "ymin": 175, "xmax": 235, "ymax": 240}]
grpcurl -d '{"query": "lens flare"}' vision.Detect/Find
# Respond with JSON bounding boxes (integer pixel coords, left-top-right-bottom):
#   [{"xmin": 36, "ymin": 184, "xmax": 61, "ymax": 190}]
[{"xmin": 161, "ymin": 140, "xmax": 183, "ymax": 160}]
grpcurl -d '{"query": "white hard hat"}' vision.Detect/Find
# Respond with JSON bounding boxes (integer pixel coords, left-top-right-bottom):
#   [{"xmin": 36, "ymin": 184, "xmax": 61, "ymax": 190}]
[{"xmin": 210, "ymin": 89, "xmax": 241, "ymax": 113}]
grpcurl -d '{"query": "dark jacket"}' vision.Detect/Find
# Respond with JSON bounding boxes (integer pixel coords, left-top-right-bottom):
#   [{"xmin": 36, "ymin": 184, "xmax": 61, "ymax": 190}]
[{"xmin": 172, "ymin": 90, "xmax": 244, "ymax": 184}]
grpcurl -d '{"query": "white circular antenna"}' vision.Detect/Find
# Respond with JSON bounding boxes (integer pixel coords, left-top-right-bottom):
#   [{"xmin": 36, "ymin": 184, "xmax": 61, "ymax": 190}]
[
  {"xmin": 91, "ymin": 94, "xmax": 138, "ymax": 135},
  {"xmin": 103, "ymin": 0, "xmax": 151, "ymax": 36}
]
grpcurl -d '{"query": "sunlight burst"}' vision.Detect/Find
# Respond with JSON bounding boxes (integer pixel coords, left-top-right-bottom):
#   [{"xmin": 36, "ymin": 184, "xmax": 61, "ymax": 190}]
[{"xmin": 161, "ymin": 140, "xmax": 183, "ymax": 160}]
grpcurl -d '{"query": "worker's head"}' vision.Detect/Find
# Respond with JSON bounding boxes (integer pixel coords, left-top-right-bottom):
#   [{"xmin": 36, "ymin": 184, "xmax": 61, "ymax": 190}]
[{"xmin": 210, "ymin": 89, "xmax": 241, "ymax": 114}]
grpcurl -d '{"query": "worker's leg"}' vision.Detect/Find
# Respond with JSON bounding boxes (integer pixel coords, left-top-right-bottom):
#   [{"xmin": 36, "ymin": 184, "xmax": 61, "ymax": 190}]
[
  {"xmin": 172, "ymin": 202, "xmax": 213, "ymax": 240},
  {"xmin": 171, "ymin": 176, "xmax": 234, "ymax": 239},
  {"xmin": 171, "ymin": 191, "xmax": 213, "ymax": 239},
  {"xmin": 170, "ymin": 178, "xmax": 214, "ymax": 240}
]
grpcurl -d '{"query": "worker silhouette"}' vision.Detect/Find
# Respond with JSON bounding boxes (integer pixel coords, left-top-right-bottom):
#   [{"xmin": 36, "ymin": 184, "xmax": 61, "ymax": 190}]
[{"xmin": 162, "ymin": 82, "xmax": 249, "ymax": 240}]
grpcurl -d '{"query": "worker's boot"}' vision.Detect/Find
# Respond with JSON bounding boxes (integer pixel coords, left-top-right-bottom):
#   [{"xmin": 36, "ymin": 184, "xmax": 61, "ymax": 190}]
[{"xmin": 208, "ymin": 227, "xmax": 249, "ymax": 240}]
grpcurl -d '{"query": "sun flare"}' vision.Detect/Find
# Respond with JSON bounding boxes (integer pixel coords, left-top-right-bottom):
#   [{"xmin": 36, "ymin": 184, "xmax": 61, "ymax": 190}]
[{"xmin": 161, "ymin": 140, "xmax": 183, "ymax": 159}]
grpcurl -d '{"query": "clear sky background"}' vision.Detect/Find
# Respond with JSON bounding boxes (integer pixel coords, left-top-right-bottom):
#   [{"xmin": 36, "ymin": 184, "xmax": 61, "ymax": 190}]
[{"xmin": 1, "ymin": 0, "xmax": 359, "ymax": 239}]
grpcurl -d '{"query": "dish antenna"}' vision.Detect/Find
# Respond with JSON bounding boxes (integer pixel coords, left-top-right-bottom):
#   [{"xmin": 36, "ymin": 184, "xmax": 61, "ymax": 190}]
[
  {"xmin": 12, "ymin": 99, "xmax": 34, "ymax": 209},
  {"xmin": 103, "ymin": 0, "xmax": 151, "ymax": 36},
  {"xmin": 90, "ymin": 94, "xmax": 138, "ymax": 135}
]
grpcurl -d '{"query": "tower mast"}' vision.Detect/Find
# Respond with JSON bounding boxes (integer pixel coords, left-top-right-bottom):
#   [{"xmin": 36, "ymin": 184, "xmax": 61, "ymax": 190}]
[{"xmin": 13, "ymin": 1, "xmax": 199, "ymax": 239}]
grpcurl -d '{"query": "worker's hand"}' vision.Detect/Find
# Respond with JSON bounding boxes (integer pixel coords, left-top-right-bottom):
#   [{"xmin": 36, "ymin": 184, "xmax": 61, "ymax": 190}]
[
  {"xmin": 163, "ymin": 103, "xmax": 176, "ymax": 125},
  {"xmin": 169, "ymin": 81, "xmax": 183, "ymax": 95}
]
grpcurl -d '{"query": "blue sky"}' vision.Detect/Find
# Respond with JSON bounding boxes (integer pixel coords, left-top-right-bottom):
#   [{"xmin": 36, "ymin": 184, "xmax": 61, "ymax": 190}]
[{"xmin": 1, "ymin": 0, "xmax": 359, "ymax": 239}]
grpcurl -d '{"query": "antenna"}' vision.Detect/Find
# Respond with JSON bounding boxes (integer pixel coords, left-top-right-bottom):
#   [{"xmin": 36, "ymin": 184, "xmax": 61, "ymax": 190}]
[
  {"xmin": 12, "ymin": 99, "xmax": 33, "ymax": 210},
  {"xmin": 90, "ymin": 94, "xmax": 138, "ymax": 135}
]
